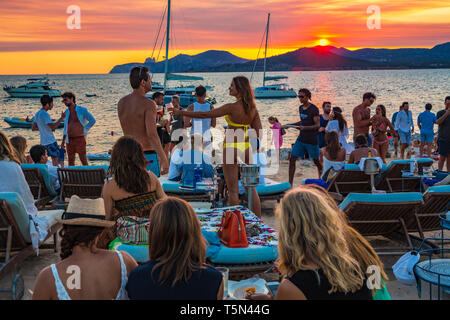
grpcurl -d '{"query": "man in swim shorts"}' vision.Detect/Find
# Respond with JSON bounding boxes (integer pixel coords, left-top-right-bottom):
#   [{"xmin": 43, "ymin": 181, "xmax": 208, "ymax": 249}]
[{"xmin": 117, "ymin": 66, "xmax": 169, "ymax": 176}]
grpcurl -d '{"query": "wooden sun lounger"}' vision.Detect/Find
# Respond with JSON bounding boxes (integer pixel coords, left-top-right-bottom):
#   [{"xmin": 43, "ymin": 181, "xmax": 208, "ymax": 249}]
[
  {"xmin": 410, "ymin": 187, "xmax": 450, "ymax": 239},
  {"xmin": 22, "ymin": 168, "xmax": 53, "ymax": 209},
  {"xmin": 0, "ymin": 200, "xmax": 60, "ymax": 299},
  {"xmin": 326, "ymin": 170, "xmax": 371, "ymax": 197},
  {"xmin": 376, "ymin": 160, "xmax": 433, "ymax": 193},
  {"xmin": 57, "ymin": 168, "xmax": 106, "ymax": 203},
  {"xmin": 339, "ymin": 193, "xmax": 424, "ymax": 255}
]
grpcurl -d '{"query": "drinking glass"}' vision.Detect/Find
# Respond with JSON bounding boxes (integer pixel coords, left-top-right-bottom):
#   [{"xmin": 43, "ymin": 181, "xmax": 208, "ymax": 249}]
[{"xmin": 216, "ymin": 267, "xmax": 229, "ymax": 298}]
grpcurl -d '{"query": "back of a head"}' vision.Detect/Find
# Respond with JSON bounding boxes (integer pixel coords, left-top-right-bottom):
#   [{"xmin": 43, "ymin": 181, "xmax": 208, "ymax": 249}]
[
  {"xmin": 152, "ymin": 91, "xmax": 163, "ymax": 101},
  {"xmin": 59, "ymin": 225, "xmax": 105, "ymax": 259},
  {"xmin": 10, "ymin": 136, "xmax": 27, "ymax": 154},
  {"xmin": 195, "ymin": 85, "xmax": 207, "ymax": 98},
  {"xmin": 0, "ymin": 131, "xmax": 19, "ymax": 164},
  {"xmin": 148, "ymin": 197, "xmax": 206, "ymax": 286},
  {"xmin": 325, "ymin": 131, "xmax": 340, "ymax": 159},
  {"xmin": 108, "ymin": 136, "xmax": 150, "ymax": 194},
  {"xmin": 445, "ymin": 96, "xmax": 450, "ymax": 103},
  {"xmin": 129, "ymin": 66, "xmax": 149, "ymax": 89},
  {"xmin": 355, "ymin": 134, "xmax": 368, "ymax": 147},
  {"xmin": 232, "ymin": 76, "xmax": 255, "ymax": 115},
  {"xmin": 29, "ymin": 144, "xmax": 47, "ymax": 164},
  {"xmin": 40, "ymin": 94, "xmax": 53, "ymax": 107},
  {"xmin": 425, "ymin": 103, "xmax": 432, "ymax": 111},
  {"xmin": 277, "ymin": 187, "xmax": 364, "ymax": 294}
]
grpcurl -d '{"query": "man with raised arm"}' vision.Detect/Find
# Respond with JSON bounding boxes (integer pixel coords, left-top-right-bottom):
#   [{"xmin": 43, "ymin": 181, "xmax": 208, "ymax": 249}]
[{"xmin": 117, "ymin": 66, "xmax": 169, "ymax": 176}]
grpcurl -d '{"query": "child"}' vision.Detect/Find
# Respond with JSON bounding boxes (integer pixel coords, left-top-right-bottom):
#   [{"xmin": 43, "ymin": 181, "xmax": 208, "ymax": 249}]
[
  {"xmin": 268, "ymin": 116, "xmax": 283, "ymax": 159},
  {"xmin": 407, "ymin": 139, "xmax": 422, "ymax": 158}
]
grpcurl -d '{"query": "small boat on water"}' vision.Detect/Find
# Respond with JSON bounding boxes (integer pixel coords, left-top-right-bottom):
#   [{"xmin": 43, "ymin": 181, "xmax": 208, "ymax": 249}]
[
  {"xmin": 3, "ymin": 77, "xmax": 61, "ymax": 98},
  {"xmin": 3, "ymin": 117, "xmax": 64, "ymax": 129}
]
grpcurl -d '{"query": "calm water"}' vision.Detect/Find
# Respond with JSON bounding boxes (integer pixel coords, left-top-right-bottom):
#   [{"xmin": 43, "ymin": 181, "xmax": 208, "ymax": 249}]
[{"xmin": 1, "ymin": 69, "xmax": 449, "ymax": 156}]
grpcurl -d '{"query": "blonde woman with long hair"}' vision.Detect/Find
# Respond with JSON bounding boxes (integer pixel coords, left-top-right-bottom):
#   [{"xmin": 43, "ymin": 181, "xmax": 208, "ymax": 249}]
[
  {"xmin": 10, "ymin": 135, "xmax": 33, "ymax": 164},
  {"xmin": 126, "ymin": 197, "xmax": 224, "ymax": 300},
  {"xmin": 248, "ymin": 187, "xmax": 372, "ymax": 300},
  {"xmin": 171, "ymin": 76, "xmax": 263, "ymax": 217}
]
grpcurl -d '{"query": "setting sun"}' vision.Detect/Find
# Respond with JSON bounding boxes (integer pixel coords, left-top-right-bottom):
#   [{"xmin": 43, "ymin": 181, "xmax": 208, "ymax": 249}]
[{"xmin": 319, "ymin": 39, "xmax": 329, "ymax": 46}]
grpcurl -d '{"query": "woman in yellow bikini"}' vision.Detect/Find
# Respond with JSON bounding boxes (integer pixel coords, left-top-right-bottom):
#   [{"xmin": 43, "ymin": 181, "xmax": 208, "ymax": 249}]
[{"xmin": 171, "ymin": 76, "xmax": 263, "ymax": 217}]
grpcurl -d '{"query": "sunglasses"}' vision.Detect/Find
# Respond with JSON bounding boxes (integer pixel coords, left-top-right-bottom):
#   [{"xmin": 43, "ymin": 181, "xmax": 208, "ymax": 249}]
[{"xmin": 298, "ymin": 95, "xmax": 305, "ymax": 99}]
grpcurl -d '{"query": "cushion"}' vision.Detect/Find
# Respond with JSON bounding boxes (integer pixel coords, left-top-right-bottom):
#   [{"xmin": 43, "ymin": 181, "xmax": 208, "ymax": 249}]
[
  {"xmin": 36, "ymin": 209, "xmax": 64, "ymax": 228},
  {"xmin": 159, "ymin": 177, "xmax": 211, "ymax": 194},
  {"xmin": 339, "ymin": 192, "xmax": 423, "ymax": 211},
  {"xmin": 0, "ymin": 192, "xmax": 31, "ymax": 242}
]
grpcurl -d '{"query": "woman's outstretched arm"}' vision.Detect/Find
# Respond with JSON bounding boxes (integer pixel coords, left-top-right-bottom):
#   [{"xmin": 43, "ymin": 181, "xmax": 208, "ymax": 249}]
[{"xmin": 175, "ymin": 103, "xmax": 233, "ymax": 119}]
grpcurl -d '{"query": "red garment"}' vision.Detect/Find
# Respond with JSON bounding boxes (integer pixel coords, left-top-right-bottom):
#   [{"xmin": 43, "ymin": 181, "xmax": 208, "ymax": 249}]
[
  {"xmin": 67, "ymin": 136, "xmax": 87, "ymax": 166},
  {"xmin": 67, "ymin": 108, "xmax": 84, "ymax": 138}
]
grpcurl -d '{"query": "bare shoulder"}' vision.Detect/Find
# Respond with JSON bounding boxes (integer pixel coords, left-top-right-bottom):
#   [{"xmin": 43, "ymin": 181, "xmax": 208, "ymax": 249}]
[
  {"xmin": 277, "ymin": 278, "xmax": 307, "ymax": 300},
  {"xmin": 32, "ymin": 265, "xmax": 54, "ymax": 299},
  {"xmin": 118, "ymin": 250, "xmax": 138, "ymax": 271},
  {"xmin": 118, "ymin": 94, "xmax": 132, "ymax": 108}
]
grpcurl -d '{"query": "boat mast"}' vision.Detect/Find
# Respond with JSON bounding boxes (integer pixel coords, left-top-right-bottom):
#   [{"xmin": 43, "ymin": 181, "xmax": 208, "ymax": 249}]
[
  {"xmin": 163, "ymin": 0, "xmax": 171, "ymax": 94},
  {"xmin": 263, "ymin": 13, "xmax": 270, "ymax": 87}
]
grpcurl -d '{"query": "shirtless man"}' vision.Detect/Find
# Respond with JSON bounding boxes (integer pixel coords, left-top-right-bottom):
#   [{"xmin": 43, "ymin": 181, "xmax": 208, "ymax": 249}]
[
  {"xmin": 117, "ymin": 66, "xmax": 169, "ymax": 176},
  {"xmin": 352, "ymin": 92, "xmax": 376, "ymax": 146}
]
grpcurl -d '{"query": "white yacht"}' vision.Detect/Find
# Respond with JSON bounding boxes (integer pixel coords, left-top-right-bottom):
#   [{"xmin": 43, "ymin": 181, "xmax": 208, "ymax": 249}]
[
  {"xmin": 3, "ymin": 77, "xmax": 61, "ymax": 98},
  {"xmin": 252, "ymin": 13, "xmax": 297, "ymax": 99}
]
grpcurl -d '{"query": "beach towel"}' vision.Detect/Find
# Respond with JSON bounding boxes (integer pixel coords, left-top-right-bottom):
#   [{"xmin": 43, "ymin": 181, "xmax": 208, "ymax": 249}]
[{"xmin": 358, "ymin": 157, "xmax": 383, "ymax": 172}]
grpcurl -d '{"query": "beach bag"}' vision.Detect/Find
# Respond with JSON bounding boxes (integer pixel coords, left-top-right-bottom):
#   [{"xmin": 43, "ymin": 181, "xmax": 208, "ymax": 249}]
[
  {"xmin": 116, "ymin": 216, "xmax": 149, "ymax": 245},
  {"xmin": 218, "ymin": 210, "xmax": 248, "ymax": 248},
  {"xmin": 392, "ymin": 251, "xmax": 420, "ymax": 285}
]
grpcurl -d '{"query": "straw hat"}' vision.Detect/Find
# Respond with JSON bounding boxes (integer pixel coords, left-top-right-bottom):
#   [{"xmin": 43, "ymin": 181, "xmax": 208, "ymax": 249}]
[{"xmin": 58, "ymin": 195, "xmax": 115, "ymax": 228}]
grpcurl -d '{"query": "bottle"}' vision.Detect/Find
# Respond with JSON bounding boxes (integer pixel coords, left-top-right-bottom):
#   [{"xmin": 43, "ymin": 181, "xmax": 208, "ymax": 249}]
[
  {"xmin": 368, "ymin": 149, "xmax": 372, "ymax": 158},
  {"xmin": 413, "ymin": 157, "xmax": 419, "ymax": 176},
  {"xmin": 410, "ymin": 155, "xmax": 415, "ymax": 174}
]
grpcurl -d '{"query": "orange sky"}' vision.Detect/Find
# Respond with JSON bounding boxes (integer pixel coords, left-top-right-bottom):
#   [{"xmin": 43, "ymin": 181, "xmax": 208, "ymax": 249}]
[{"xmin": 0, "ymin": 0, "xmax": 449, "ymax": 74}]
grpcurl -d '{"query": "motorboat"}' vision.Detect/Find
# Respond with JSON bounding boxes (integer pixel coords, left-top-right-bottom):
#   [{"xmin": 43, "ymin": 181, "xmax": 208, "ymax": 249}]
[
  {"xmin": 254, "ymin": 83, "xmax": 297, "ymax": 99},
  {"xmin": 3, "ymin": 117, "xmax": 64, "ymax": 129},
  {"xmin": 3, "ymin": 77, "xmax": 61, "ymax": 98}
]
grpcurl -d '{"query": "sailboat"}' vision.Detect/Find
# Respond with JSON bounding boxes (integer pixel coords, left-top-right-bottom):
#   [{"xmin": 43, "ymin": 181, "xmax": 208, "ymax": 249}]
[
  {"xmin": 147, "ymin": 0, "xmax": 215, "ymax": 107},
  {"xmin": 253, "ymin": 13, "xmax": 297, "ymax": 99}
]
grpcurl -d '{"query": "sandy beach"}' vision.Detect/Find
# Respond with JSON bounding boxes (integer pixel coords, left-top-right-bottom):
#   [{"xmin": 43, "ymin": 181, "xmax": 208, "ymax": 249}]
[{"xmin": 1, "ymin": 150, "xmax": 448, "ymax": 301}]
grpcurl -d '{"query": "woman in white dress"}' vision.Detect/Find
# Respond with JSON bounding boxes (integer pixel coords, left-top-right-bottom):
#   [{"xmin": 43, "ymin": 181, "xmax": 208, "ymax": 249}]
[{"xmin": 325, "ymin": 107, "xmax": 354, "ymax": 154}]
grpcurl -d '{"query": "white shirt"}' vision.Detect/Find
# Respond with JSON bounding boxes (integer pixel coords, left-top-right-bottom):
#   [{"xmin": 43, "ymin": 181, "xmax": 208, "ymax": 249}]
[
  {"xmin": 46, "ymin": 161, "xmax": 60, "ymax": 190},
  {"xmin": 0, "ymin": 159, "xmax": 38, "ymax": 217},
  {"xmin": 34, "ymin": 109, "xmax": 56, "ymax": 145},
  {"xmin": 168, "ymin": 148, "xmax": 183, "ymax": 180},
  {"xmin": 325, "ymin": 120, "xmax": 354, "ymax": 154},
  {"xmin": 395, "ymin": 110, "xmax": 414, "ymax": 133}
]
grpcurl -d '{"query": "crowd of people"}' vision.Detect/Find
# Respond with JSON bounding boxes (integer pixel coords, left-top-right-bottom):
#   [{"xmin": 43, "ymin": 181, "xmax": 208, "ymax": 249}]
[{"xmin": 0, "ymin": 65, "xmax": 449, "ymax": 300}]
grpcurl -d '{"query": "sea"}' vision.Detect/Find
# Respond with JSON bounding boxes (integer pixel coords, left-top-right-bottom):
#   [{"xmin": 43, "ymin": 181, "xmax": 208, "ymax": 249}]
[{"xmin": 1, "ymin": 69, "xmax": 449, "ymax": 158}]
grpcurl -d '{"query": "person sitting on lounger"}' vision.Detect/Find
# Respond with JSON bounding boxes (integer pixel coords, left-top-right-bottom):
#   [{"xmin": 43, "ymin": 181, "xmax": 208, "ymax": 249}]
[
  {"xmin": 246, "ymin": 187, "xmax": 373, "ymax": 300},
  {"xmin": 32, "ymin": 196, "xmax": 138, "ymax": 300},
  {"xmin": 348, "ymin": 134, "xmax": 378, "ymax": 164},
  {"xmin": 175, "ymin": 134, "xmax": 214, "ymax": 187},
  {"xmin": 126, "ymin": 197, "xmax": 224, "ymax": 300},
  {"xmin": 320, "ymin": 131, "xmax": 346, "ymax": 180},
  {"xmin": 29, "ymin": 144, "xmax": 60, "ymax": 191},
  {"xmin": 0, "ymin": 131, "xmax": 38, "ymax": 217},
  {"xmin": 168, "ymin": 136, "xmax": 184, "ymax": 182},
  {"xmin": 98, "ymin": 136, "xmax": 166, "ymax": 248}
]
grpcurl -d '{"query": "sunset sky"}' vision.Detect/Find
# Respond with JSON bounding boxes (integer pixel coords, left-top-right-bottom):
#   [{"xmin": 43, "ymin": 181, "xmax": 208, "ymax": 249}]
[{"xmin": 0, "ymin": 0, "xmax": 449, "ymax": 74}]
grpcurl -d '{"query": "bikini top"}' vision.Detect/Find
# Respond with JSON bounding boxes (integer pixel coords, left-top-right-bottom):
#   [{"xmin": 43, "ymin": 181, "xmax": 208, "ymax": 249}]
[
  {"xmin": 50, "ymin": 250, "xmax": 128, "ymax": 300},
  {"xmin": 225, "ymin": 114, "xmax": 250, "ymax": 131}
]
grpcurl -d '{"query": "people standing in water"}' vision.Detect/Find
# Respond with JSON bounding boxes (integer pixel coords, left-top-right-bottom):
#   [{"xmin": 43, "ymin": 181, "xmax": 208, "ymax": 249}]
[
  {"xmin": 370, "ymin": 104, "xmax": 396, "ymax": 163},
  {"xmin": 391, "ymin": 105, "xmax": 403, "ymax": 157},
  {"xmin": 171, "ymin": 76, "xmax": 263, "ymax": 217},
  {"xmin": 185, "ymin": 86, "xmax": 216, "ymax": 147},
  {"xmin": 318, "ymin": 102, "xmax": 331, "ymax": 149},
  {"xmin": 394, "ymin": 101, "xmax": 414, "ymax": 159},
  {"xmin": 283, "ymin": 88, "xmax": 322, "ymax": 185},
  {"xmin": 60, "ymin": 92, "xmax": 96, "ymax": 166},
  {"xmin": 325, "ymin": 107, "xmax": 353, "ymax": 155},
  {"xmin": 352, "ymin": 92, "xmax": 376, "ymax": 146},
  {"xmin": 417, "ymin": 103, "xmax": 436, "ymax": 159},
  {"xmin": 32, "ymin": 94, "xmax": 65, "ymax": 166},
  {"xmin": 117, "ymin": 66, "xmax": 169, "ymax": 176},
  {"xmin": 436, "ymin": 96, "xmax": 450, "ymax": 171},
  {"xmin": 268, "ymin": 116, "xmax": 283, "ymax": 159}
]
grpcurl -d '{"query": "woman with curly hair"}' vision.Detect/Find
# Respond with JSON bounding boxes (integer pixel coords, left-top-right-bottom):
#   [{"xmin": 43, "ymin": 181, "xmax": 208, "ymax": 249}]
[
  {"xmin": 247, "ymin": 186, "xmax": 373, "ymax": 300},
  {"xmin": 98, "ymin": 136, "xmax": 166, "ymax": 248},
  {"xmin": 32, "ymin": 197, "xmax": 138, "ymax": 300}
]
